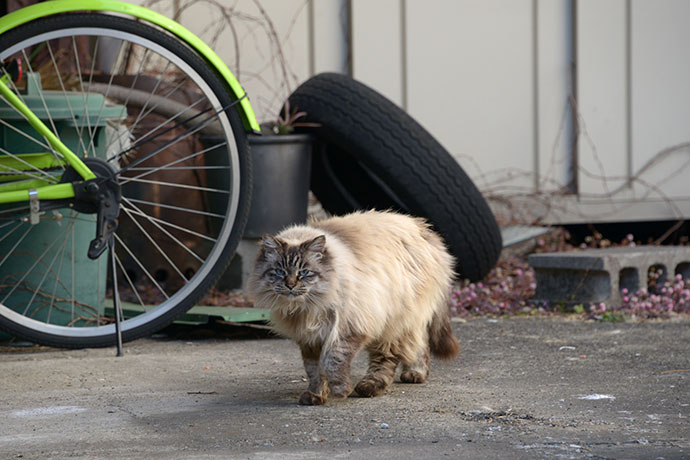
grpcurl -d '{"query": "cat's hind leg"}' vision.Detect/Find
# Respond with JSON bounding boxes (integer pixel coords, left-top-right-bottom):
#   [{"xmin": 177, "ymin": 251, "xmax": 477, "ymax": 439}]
[
  {"xmin": 355, "ymin": 346, "xmax": 400, "ymax": 397},
  {"xmin": 400, "ymin": 344, "xmax": 430, "ymax": 384},
  {"xmin": 299, "ymin": 343, "xmax": 329, "ymax": 405}
]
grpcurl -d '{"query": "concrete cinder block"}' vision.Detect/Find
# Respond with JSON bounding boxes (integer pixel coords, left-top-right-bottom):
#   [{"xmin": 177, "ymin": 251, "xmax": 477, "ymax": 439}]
[{"xmin": 528, "ymin": 246, "xmax": 690, "ymax": 306}]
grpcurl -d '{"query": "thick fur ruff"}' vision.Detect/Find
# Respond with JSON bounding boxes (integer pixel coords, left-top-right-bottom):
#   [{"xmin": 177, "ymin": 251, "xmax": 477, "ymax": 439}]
[{"xmin": 249, "ymin": 210, "xmax": 459, "ymax": 365}]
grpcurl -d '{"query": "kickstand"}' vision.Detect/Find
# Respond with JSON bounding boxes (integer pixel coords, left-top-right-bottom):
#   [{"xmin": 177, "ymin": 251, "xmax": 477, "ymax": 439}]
[{"xmin": 108, "ymin": 237, "xmax": 123, "ymax": 357}]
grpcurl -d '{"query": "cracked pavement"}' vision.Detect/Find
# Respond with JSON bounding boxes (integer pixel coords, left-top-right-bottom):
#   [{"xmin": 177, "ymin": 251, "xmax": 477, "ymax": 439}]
[{"xmin": 1, "ymin": 316, "xmax": 688, "ymax": 459}]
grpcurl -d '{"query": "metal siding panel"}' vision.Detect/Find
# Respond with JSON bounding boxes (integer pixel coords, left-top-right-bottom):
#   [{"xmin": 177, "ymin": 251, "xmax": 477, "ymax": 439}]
[
  {"xmin": 351, "ymin": 0, "xmax": 403, "ymax": 106},
  {"xmin": 536, "ymin": 0, "xmax": 574, "ymax": 193},
  {"xmin": 630, "ymin": 0, "xmax": 690, "ymax": 201},
  {"xmin": 311, "ymin": 0, "xmax": 349, "ymax": 75},
  {"xmin": 576, "ymin": 0, "xmax": 629, "ymax": 196},
  {"xmin": 404, "ymin": 0, "xmax": 535, "ymax": 191}
]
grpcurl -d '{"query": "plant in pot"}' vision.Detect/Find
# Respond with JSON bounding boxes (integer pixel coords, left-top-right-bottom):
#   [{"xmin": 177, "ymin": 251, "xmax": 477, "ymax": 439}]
[
  {"xmin": 246, "ymin": 100, "xmax": 320, "ymax": 239},
  {"xmin": 134, "ymin": 0, "xmax": 320, "ymax": 292}
]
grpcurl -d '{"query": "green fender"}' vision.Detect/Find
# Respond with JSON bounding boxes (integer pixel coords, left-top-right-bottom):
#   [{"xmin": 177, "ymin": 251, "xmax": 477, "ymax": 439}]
[{"xmin": 0, "ymin": 0, "xmax": 261, "ymax": 133}]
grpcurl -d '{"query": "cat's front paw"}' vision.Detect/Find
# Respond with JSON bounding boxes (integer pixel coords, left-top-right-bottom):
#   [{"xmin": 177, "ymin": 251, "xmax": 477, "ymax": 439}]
[
  {"xmin": 299, "ymin": 391, "xmax": 328, "ymax": 406},
  {"xmin": 354, "ymin": 378, "xmax": 388, "ymax": 397},
  {"xmin": 329, "ymin": 382, "xmax": 352, "ymax": 399},
  {"xmin": 400, "ymin": 370, "xmax": 427, "ymax": 384}
]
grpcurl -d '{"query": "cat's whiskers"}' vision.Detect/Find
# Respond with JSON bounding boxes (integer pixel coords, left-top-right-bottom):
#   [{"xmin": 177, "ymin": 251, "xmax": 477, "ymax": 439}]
[{"xmin": 248, "ymin": 211, "xmax": 460, "ymax": 405}]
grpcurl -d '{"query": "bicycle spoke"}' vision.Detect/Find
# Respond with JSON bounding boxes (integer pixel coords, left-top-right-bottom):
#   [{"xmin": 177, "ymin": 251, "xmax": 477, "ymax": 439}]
[
  {"xmin": 121, "ymin": 197, "xmax": 206, "ymax": 264},
  {"xmin": 128, "ymin": 71, "xmax": 191, "ymax": 135},
  {"xmin": 110, "ymin": 95, "xmax": 215, "ymax": 169},
  {"xmin": 0, "ymin": 220, "xmax": 19, "ymax": 230},
  {"xmin": 20, "ymin": 48, "xmax": 61, "ymax": 143},
  {"xmin": 121, "ymin": 196, "xmax": 226, "ymax": 219},
  {"xmin": 121, "ymin": 176, "xmax": 230, "ymax": 194},
  {"xmin": 0, "ymin": 66, "xmax": 56, "ymax": 157},
  {"xmin": 119, "ymin": 203, "xmax": 217, "ymax": 243},
  {"xmin": 124, "ymin": 59, "xmax": 172, "ymax": 140},
  {"xmin": 113, "ymin": 250, "xmax": 146, "ymax": 309},
  {"xmin": 81, "ymin": 35, "xmax": 102, "ymax": 157},
  {"xmin": 70, "ymin": 221, "xmax": 75, "ymax": 322},
  {"xmin": 25, "ymin": 218, "xmax": 74, "ymax": 318},
  {"xmin": 119, "ymin": 205, "xmax": 189, "ymax": 284},
  {"xmin": 72, "ymin": 34, "xmax": 96, "ymax": 158},
  {"xmin": 118, "ymin": 140, "xmax": 227, "ymax": 185},
  {"xmin": 116, "ymin": 99, "xmax": 237, "ymax": 175},
  {"xmin": 46, "ymin": 40, "xmax": 89, "ymax": 160},
  {"xmin": 0, "ymin": 145, "xmax": 61, "ymax": 183},
  {"xmin": 126, "ymin": 165, "xmax": 230, "ymax": 172},
  {"xmin": 0, "ymin": 221, "xmax": 25, "ymax": 246},
  {"xmin": 1, "ymin": 223, "xmax": 65, "ymax": 304},
  {"xmin": 0, "ymin": 121, "xmax": 51, "ymax": 157},
  {"xmin": 114, "ymin": 76, "xmax": 197, "ymax": 148},
  {"xmin": 113, "ymin": 232, "xmax": 169, "ymax": 301},
  {"xmin": 85, "ymin": 37, "xmax": 129, "ymax": 156},
  {"xmin": 102, "ymin": 93, "xmax": 207, "ymax": 166},
  {"xmin": 101, "ymin": 47, "xmax": 148, "ymax": 153}
]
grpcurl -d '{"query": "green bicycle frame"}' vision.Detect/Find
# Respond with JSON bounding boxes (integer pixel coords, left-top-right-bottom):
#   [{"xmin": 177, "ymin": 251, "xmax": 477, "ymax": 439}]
[
  {"xmin": 0, "ymin": 0, "xmax": 260, "ymax": 133},
  {"xmin": 0, "ymin": 74, "xmax": 91, "ymax": 204},
  {"xmin": 0, "ymin": 0, "xmax": 260, "ymax": 205}
]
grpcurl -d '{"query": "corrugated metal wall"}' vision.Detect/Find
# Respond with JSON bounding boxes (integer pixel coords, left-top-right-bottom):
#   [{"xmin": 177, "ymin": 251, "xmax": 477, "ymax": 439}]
[{"xmin": 132, "ymin": 0, "xmax": 690, "ymax": 225}]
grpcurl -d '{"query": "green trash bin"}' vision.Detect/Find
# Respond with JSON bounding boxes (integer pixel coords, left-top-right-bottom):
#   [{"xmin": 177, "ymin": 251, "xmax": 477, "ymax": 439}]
[{"xmin": 0, "ymin": 73, "xmax": 126, "ymax": 329}]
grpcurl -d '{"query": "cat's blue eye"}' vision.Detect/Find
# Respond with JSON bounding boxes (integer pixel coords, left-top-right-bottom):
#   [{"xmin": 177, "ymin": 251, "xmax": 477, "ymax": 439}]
[
  {"xmin": 298, "ymin": 269, "xmax": 311, "ymax": 278},
  {"xmin": 273, "ymin": 268, "xmax": 287, "ymax": 278}
]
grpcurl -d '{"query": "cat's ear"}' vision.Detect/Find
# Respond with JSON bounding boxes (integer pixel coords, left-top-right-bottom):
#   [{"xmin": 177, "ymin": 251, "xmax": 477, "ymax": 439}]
[
  {"xmin": 260, "ymin": 234, "xmax": 283, "ymax": 251},
  {"xmin": 302, "ymin": 235, "xmax": 326, "ymax": 254}
]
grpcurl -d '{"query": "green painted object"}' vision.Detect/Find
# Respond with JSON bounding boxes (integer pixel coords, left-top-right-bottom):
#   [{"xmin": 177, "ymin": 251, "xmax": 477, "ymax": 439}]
[
  {"xmin": 0, "ymin": 0, "xmax": 260, "ymax": 133},
  {"xmin": 0, "ymin": 73, "xmax": 126, "ymax": 327}
]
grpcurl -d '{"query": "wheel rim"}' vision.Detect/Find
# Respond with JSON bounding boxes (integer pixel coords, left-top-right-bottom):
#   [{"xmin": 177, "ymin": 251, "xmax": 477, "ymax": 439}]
[{"xmin": 0, "ymin": 22, "xmax": 242, "ymax": 340}]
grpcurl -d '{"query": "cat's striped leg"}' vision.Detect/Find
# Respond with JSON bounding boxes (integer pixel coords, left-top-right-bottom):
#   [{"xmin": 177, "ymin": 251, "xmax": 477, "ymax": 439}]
[
  {"xmin": 355, "ymin": 346, "xmax": 400, "ymax": 397},
  {"xmin": 322, "ymin": 334, "xmax": 366, "ymax": 399},
  {"xmin": 400, "ymin": 345, "xmax": 430, "ymax": 383},
  {"xmin": 299, "ymin": 343, "xmax": 329, "ymax": 405}
]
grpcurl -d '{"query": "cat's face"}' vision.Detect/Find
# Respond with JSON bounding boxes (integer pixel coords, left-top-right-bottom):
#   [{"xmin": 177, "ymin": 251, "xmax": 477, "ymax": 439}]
[{"xmin": 253, "ymin": 234, "xmax": 329, "ymax": 301}]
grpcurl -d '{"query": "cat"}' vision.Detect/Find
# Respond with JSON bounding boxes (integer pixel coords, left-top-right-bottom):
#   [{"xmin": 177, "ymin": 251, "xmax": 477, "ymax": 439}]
[{"xmin": 249, "ymin": 210, "xmax": 460, "ymax": 405}]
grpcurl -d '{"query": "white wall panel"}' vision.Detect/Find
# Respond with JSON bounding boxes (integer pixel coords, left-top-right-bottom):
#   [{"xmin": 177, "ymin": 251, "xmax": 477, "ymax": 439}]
[
  {"xmin": 576, "ymin": 0, "xmax": 629, "ymax": 196},
  {"xmin": 536, "ymin": 0, "xmax": 574, "ymax": 193},
  {"xmin": 630, "ymin": 0, "xmax": 690, "ymax": 201},
  {"xmin": 404, "ymin": 0, "xmax": 535, "ymax": 192},
  {"xmin": 351, "ymin": 0, "xmax": 404, "ymax": 106}
]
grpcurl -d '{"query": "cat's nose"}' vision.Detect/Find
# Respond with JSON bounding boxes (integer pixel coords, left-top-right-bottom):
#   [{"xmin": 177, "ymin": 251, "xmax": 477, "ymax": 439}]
[{"xmin": 285, "ymin": 278, "xmax": 296, "ymax": 289}]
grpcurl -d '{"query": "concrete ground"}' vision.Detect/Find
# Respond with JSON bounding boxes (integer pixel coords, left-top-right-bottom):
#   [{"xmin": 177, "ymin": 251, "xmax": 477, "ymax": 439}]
[{"xmin": 1, "ymin": 316, "xmax": 688, "ymax": 460}]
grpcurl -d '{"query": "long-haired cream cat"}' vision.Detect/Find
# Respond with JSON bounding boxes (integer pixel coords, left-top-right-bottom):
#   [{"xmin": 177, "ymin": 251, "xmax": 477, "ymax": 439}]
[{"xmin": 249, "ymin": 210, "xmax": 460, "ymax": 405}]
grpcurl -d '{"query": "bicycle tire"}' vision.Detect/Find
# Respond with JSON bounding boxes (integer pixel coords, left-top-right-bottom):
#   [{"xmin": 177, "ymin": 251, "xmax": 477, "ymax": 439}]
[
  {"xmin": 288, "ymin": 73, "xmax": 501, "ymax": 281},
  {"xmin": 0, "ymin": 14, "xmax": 251, "ymax": 347}
]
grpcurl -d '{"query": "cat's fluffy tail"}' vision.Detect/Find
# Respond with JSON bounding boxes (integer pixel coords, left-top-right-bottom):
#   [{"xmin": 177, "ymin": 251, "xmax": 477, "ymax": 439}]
[{"xmin": 428, "ymin": 307, "xmax": 460, "ymax": 360}]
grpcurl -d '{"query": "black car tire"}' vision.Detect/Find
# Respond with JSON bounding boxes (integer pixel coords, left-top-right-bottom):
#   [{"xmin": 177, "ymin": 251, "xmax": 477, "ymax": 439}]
[{"xmin": 288, "ymin": 73, "xmax": 502, "ymax": 281}]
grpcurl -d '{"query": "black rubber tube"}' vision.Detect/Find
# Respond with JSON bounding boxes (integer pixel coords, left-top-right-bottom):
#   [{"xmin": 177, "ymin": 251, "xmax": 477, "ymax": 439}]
[{"xmin": 288, "ymin": 73, "xmax": 502, "ymax": 281}]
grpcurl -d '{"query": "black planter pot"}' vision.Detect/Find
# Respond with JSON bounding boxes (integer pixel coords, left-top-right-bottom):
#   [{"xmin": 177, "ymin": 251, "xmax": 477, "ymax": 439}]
[
  {"xmin": 210, "ymin": 133, "xmax": 313, "ymax": 289},
  {"xmin": 245, "ymin": 133, "xmax": 313, "ymax": 237}
]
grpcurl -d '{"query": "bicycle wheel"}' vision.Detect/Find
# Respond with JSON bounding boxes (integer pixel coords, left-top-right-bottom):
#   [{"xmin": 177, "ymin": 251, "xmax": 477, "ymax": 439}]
[{"xmin": 0, "ymin": 14, "xmax": 251, "ymax": 347}]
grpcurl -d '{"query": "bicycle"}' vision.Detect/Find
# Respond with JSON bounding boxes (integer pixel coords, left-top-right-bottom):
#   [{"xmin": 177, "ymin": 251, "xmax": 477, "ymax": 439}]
[{"xmin": 0, "ymin": 0, "xmax": 259, "ymax": 349}]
